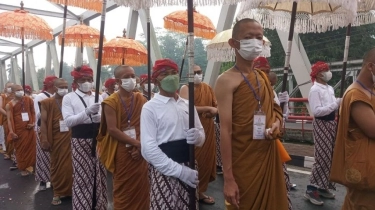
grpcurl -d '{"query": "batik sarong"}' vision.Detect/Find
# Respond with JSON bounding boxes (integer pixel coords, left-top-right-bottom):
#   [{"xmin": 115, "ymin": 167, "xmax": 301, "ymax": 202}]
[
  {"xmin": 71, "ymin": 138, "xmax": 108, "ymax": 210},
  {"xmin": 35, "ymin": 126, "xmax": 50, "ymax": 182},
  {"xmin": 283, "ymin": 163, "xmax": 293, "ymax": 210},
  {"xmin": 214, "ymin": 121, "xmax": 222, "ymax": 167},
  {"xmin": 310, "ymin": 119, "xmax": 336, "ymax": 190},
  {"xmin": 149, "ymin": 163, "xmax": 198, "ymax": 210}
]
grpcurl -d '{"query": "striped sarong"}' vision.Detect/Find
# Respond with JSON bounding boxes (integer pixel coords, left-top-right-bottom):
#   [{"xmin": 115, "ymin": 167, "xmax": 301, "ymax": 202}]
[
  {"xmin": 149, "ymin": 163, "xmax": 198, "ymax": 210},
  {"xmin": 71, "ymin": 138, "xmax": 107, "ymax": 210},
  {"xmin": 214, "ymin": 121, "xmax": 222, "ymax": 167},
  {"xmin": 283, "ymin": 163, "xmax": 293, "ymax": 210},
  {"xmin": 310, "ymin": 119, "xmax": 336, "ymax": 190},
  {"xmin": 35, "ymin": 126, "xmax": 50, "ymax": 182}
]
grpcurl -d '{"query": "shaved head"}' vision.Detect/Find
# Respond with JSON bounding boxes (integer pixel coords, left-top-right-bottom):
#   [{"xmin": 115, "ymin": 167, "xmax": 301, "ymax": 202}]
[
  {"xmin": 5, "ymin": 82, "xmax": 13, "ymax": 89},
  {"xmin": 363, "ymin": 47, "xmax": 375, "ymax": 67},
  {"xmin": 232, "ymin": 18, "xmax": 260, "ymax": 39},
  {"xmin": 268, "ymin": 72, "xmax": 278, "ymax": 86},
  {"xmin": 114, "ymin": 65, "xmax": 134, "ymax": 78},
  {"xmin": 54, "ymin": 78, "xmax": 67, "ymax": 86},
  {"xmin": 54, "ymin": 78, "xmax": 68, "ymax": 89},
  {"xmin": 11, "ymin": 84, "xmax": 22, "ymax": 92}
]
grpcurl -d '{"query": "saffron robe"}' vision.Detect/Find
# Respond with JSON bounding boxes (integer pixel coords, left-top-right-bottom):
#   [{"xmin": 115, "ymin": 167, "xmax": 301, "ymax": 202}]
[
  {"xmin": 40, "ymin": 98, "xmax": 73, "ymax": 196},
  {"xmin": 331, "ymin": 88, "xmax": 375, "ymax": 209},
  {"xmin": 2, "ymin": 94, "xmax": 14, "ymax": 157},
  {"xmin": 7, "ymin": 96, "xmax": 36, "ymax": 170},
  {"xmin": 192, "ymin": 82, "xmax": 217, "ymax": 192},
  {"xmin": 97, "ymin": 92, "xmax": 150, "ymax": 210},
  {"xmin": 226, "ymin": 69, "xmax": 288, "ymax": 210}
]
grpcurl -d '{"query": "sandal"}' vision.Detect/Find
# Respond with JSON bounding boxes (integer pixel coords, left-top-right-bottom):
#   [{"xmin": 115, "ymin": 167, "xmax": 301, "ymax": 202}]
[
  {"xmin": 21, "ymin": 171, "xmax": 30, "ymax": 177},
  {"xmin": 199, "ymin": 195, "xmax": 215, "ymax": 205},
  {"xmin": 51, "ymin": 196, "xmax": 62, "ymax": 206}
]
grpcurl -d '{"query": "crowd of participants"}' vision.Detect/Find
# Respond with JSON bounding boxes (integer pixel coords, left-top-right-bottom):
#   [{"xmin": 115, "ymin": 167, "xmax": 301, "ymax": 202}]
[{"xmin": 0, "ymin": 18, "xmax": 374, "ymax": 210}]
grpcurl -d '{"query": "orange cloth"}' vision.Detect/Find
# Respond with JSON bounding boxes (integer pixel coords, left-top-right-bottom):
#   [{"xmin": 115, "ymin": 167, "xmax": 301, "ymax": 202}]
[
  {"xmin": 226, "ymin": 69, "xmax": 288, "ymax": 210},
  {"xmin": 7, "ymin": 96, "xmax": 36, "ymax": 170},
  {"xmin": 331, "ymin": 87, "xmax": 375, "ymax": 209},
  {"xmin": 192, "ymin": 82, "xmax": 217, "ymax": 193},
  {"xmin": 97, "ymin": 92, "xmax": 150, "ymax": 210},
  {"xmin": 40, "ymin": 98, "xmax": 73, "ymax": 197},
  {"xmin": 2, "ymin": 94, "xmax": 14, "ymax": 157}
]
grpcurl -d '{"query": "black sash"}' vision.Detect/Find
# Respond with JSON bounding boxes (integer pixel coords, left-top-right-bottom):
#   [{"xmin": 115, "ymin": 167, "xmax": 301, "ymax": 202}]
[
  {"xmin": 71, "ymin": 123, "xmax": 100, "ymax": 139},
  {"xmin": 315, "ymin": 111, "xmax": 335, "ymax": 121},
  {"xmin": 37, "ymin": 92, "xmax": 51, "ymax": 127},
  {"xmin": 159, "ymin": 139, "xmax": 189, "ymax": 163}
]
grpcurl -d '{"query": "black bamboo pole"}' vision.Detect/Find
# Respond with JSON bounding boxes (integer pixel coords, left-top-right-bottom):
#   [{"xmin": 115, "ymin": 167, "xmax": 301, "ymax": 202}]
[
  {"xmin": 59, "ymin": 1, "xmax": 68, "ymax": 78},
  {"xmin": 187, "ymin": 0, "xmax": 196, "ymax": 209},
  {"xmin": 340, "ymin": 24, "xmax": 352, "ymax": 97},
  {"xmin": 280, "ymin": 1, "xmax": 297, "ymax": 111},
  {"xmin": 147, "ymin": 8, "xmax": 152, "ymax": 100}
]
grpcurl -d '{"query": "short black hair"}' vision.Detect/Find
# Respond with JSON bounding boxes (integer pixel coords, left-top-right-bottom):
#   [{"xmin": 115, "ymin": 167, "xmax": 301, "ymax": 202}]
[{"xmin": 232, "ymin": 18, "xmax": 259, "ymax": 39}]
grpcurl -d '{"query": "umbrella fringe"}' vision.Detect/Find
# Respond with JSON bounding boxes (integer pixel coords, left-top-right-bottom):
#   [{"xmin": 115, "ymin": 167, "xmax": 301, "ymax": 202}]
[
  {"xmin": 0, "ymin": 28, "xmax": 52, "ymax": 40},
  {"xmin": 238, "ymin": 9, "xmax": 373, "ymax": 34},
  {"xmin": 101, "ymin": 57, "xmax": 146, "ymax": 66},
  {"xmin": 47, "ymin": 0, "xmax": 103, "ymax": 13},
  {"xmin": 164, "ymin": 20, "xmax": 216, "ymax": 39}
]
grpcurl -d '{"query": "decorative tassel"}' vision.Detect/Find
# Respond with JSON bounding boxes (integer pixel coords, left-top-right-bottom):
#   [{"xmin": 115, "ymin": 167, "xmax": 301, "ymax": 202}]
[
  {"xmin": 47, "ymin": 0, "xmax": 102, "ymax": 13},
  {"xmin": 164, "ymin": 19, "xmax": 216, "ymax": 39},
  {"xmin": 100, "ymin": 57, "xmax": 146, "ymax": 66}
]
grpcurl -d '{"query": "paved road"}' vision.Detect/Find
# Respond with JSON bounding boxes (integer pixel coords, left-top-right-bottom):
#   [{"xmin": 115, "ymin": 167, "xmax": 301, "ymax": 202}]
[{"xmin": 0, "ymin": 156, "xmax": 345, "ymax": 210}]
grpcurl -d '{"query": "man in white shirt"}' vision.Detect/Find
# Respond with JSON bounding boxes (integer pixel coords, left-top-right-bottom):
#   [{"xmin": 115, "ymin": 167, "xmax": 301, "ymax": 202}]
[
  {"xmin": 62, "ymin": 65, "xmax": 107, "ymax": 210},
  {"xmin": 141, "ymin": 58, "xmax": 205, "ymax": 210},
  {"xmin": 34, "ymin": 75, "xmax": 57, "ymax": 190},
  {"xmin": 305, "ymin": 61, "xmax": 341, "ymax": 206}
]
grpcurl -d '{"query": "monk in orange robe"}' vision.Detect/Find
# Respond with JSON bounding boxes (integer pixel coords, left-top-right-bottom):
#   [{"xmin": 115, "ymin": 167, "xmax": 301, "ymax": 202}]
[
  {"xmin": 330, "ymin": 48, "xmax": 375, "ymax": 210},
  {"xmin": 97, "ymin": 65, "xmax": 150, "ymax": 210},
  {"xmin": 6, "ymin": 84, "xmax": 36, "ymax": 176},
  {"xmin": 215, "ymin": 18, "xmax": 288, "ymax": 210},
  {"xmin": 1, "ymin": 82, "xmax": 14, "ymax": 160},
  {"xmin": 180, "ymin": 65, "xmax": 217, "ymax": 204},
  {"xmin": 40, "ymin": 78, "xmax": 73, "ymax": 205}
]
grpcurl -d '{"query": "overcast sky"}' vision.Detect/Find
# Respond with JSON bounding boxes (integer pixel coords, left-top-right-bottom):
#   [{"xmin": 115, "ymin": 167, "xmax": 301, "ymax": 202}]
[{"xmin": 0, "ymin": 0, "xmax": 241, "ymax": 70}]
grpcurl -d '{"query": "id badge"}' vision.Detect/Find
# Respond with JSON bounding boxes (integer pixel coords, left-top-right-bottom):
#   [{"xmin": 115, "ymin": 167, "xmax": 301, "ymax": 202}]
[
  {"xmin": 21, "ymin": 112, "xmax": 29, "ymax": 122},
  {"xmin": 253, "ymin": 111, "xmax": 266, "ymax": 140},
  {"xmin": 123, "ymin": 126, "xmax": 136, "ymax": 147},
  {"xmin": 59, "ymin": 120, "xmax": 69, "ymax": 132}
]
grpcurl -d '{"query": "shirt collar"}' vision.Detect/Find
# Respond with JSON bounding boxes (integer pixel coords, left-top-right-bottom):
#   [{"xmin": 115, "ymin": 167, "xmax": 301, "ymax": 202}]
[
  {"xmin": 75, "ymin": 89, "xmax": 92, "ymax": 97},
  {"xmin": 154, "ymin": 93, "xmax": 184, "ymax": 104},
  {"xmin": 315, "ymin": 82, "xmax": 328, "ymax": 89}
]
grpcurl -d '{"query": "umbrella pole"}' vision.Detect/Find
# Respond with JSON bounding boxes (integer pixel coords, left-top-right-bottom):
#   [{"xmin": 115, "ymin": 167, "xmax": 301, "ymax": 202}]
[
  {"xmin": 179, "ymin": 38, "xmax": 188, "ymax": 81},
  {"xmin": 280, "ymin": 1, "xmax": 297, "ymax": 111},
  {"xmin": 81, "ymin": 41, "xmax": 84, "ymax": 65},
  {"xmin": 339, "ymin": 24, "xmax": 352, "ymax": 97},
  {"xmin": 59, "ymin": 2, "xmax": 68, "ymax": 77},
  {"xmin": 22, "ymin": 30, "xmax": 25, "ymax": 91},
  {"xmin": 147, "ymin": 8, "xmax": 152, "ymax": 100},
  {"xmin": 187, "ymin": 0, "xmax": 196, "ymax": 209}
]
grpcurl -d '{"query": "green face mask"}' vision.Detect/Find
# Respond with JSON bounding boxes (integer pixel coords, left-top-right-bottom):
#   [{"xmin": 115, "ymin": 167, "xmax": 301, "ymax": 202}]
[{"xmin": 160, "ymin": 74, "xmax": 179, "ymax": 93}]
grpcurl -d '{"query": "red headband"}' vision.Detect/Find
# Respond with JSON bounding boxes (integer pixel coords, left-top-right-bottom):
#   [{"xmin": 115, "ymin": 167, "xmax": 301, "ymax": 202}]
[
  {"xmin": 43, "ymin": 76, "xmax": 57, "ymax": 88},
  {"xmin": 104, "ymin": 78, "xmax": 116, "ymax": 88},
  {"xmin": 152, "ymin": 58, "xmax": 179, "ymax": 79},
  {"xmin": 310, "ymin": 61, "xmax": 329, "ymax": 82},
  {"xmin": 24, "ymin": 85, "xmax": 32, "ymax": 92},
  {"xmin": 140, "ymin": 74, "xmax": 149, "ymax": 85},
  {"xmin": 71, "ymin": 65, "xmax": 93, "ymax": 80},
  {"xmin": 253, "ymin": 56, "xmax": 270, "ymax": 69}
]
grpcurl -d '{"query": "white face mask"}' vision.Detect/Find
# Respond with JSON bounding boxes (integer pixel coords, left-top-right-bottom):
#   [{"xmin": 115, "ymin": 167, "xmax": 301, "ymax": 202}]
[
  {"xmin": 236, "ymin": 39, "xmax": 263, "ymax": 61},
  {"xmin": 321, "ymin": 71, "xmax": 332, "ymax": 82},
  {"xmin": 15, "ymin": 91, "xmax": 24, "ymax": 98},
  {"xmin": 194, "ymin": 74, "xmax": 203, "ymax": 84},
  {"xmin": 6, "ymin": 88, "xmax": 12, "ymax": 93},
  {"xmin": 144, "ymin": 83, "xmax": 155, "ymax": 92},
  {"xmin": 57, "ymin": 88, "xmax": 68, "ymax": 96},
  {"xmin": 114, "ymin": 84, "xmax": 119, "ymax": 91},
  {"xmin": 78, "ymin": 82, "xmax": 92, "ymax": 93},
  {"xmin": 121, "ymin": 78, "xmax": 136, "ymax": 92}
]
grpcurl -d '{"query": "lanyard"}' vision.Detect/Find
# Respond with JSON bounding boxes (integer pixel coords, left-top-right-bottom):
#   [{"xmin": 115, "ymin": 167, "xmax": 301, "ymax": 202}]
[
  {"xmin": 235, "ymin": 66, "xmax": 261, "ymax": 110},
  {"xmin": 20, "ymin": 98, "xmax": 25, "ymax": 112},
  {"xmin": 117, "ymin": 93, "xmax": 134, "ymax": 126},
  {"xmin": 356, "ymin": 81, "xmax": 375, "ymax": 96},
  {"xmin": 55, "ymin": 98, "xmax": 62, "ymax": 113}
]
